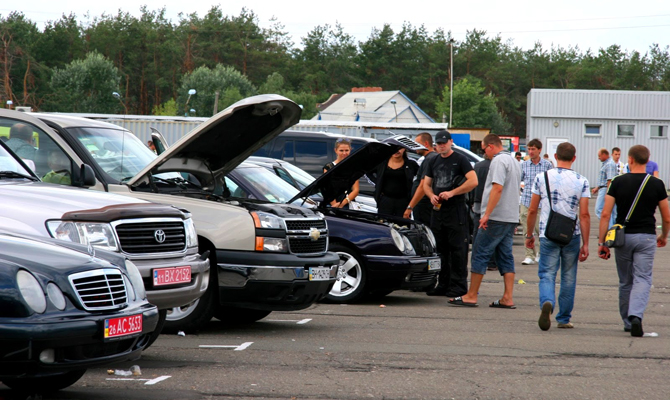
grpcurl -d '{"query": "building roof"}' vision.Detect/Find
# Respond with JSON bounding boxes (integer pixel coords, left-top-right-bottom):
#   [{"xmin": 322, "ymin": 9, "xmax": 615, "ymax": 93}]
[{"xmin": 314, "ymin": 90, "xmax": 435, "ymax": 123}]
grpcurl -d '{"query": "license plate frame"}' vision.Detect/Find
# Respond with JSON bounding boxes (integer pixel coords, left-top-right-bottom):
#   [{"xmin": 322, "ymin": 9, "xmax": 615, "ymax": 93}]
[
  {"xmin": 428, "ymin": 259, "xmax": 441, "ymax": 271},
  {"xmin": 153, "ymin": 266, "xmax": 192, "ymax": 287},
  {"xmin": 309, "ymin": 266, "xmax": 331, "ymax": 281},
  {"xmin": 104, "ymin": 314, "xmax": 143, "ymax": 340}
]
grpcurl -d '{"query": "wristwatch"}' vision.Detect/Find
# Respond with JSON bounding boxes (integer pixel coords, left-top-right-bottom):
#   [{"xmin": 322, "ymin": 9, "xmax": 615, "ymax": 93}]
[
  {"xmin": 598, "ymin": 242, "xmax": 606, "ymax": 246},
  {"xmin": 406, "ymin": 206, "xmax": 413, "ymax": 210},
  {"xmin": 525, "ymin": 234, "xmax": 533, "ymax": 239}
]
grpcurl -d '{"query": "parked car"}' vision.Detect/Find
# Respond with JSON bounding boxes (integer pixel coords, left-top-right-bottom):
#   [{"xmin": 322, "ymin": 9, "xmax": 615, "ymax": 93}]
[
  {"xmin": 0, "ymin": 131, "xmax": 208, "ymax": 346},
  {"xmin": 0, "ymin": 231, "xmax": 158, "ymax": 392},
  {"xmin": 20, "ymin": 95, "xmax": 339, "ymax": 331},
  {"xmin": 228, "ymin": 140, "xmax": 441, "ymax": 303}
]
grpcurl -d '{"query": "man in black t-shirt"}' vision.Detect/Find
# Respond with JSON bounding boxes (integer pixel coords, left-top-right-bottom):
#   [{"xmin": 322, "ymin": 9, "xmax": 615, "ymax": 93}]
[
  {"xmin": 599, "ymin": 145, "xmax": 670, "ymax": 337},
  {"xmin": 423, "ymin": 130, "xmax": 478, "ymax": 297}
]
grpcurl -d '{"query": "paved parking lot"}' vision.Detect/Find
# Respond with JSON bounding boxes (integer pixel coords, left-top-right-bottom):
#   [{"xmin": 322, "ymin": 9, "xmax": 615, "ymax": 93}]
[{"xmin": 3, "ymin": 201, "xmax": 670, "ymax": 400}]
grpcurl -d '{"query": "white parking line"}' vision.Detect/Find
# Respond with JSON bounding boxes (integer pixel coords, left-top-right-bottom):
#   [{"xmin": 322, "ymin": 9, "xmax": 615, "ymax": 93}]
[
  {"xmin": 145, "ymin": 376, "xmax": 172, "ymax": 385},
  {"xmin": 105, "ymin": 376, "xmax": 171, "ymax": 386},
  {"xmin": 265, "ymin": 318, "xmax": 312, "ymax": 325},
  {"xmin": 199, "ymin": 342, "xmax": 253, "ymax": 351}
]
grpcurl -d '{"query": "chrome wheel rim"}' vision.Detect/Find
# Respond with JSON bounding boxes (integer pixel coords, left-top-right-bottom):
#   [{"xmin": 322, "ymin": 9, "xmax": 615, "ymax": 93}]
[
  {"xmin": 166, "ymin": 299, "xmax": 199, "ymax": 321},
  {"xmin": 329, "ymin": 251, "xmax": 362, "ymax": 298}
]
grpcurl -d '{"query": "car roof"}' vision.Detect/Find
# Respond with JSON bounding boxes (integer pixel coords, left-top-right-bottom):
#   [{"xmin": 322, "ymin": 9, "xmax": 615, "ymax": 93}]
[{"xmin": 30, "ymin": 113, "xmax": 128, "ymax": 130}]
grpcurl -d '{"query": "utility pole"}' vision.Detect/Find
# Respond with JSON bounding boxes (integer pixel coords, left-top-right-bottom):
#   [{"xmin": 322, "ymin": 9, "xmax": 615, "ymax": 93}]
[
  {"xmin": 213, "ymin": 91, "xmax": 220, "ymax": 116},
  {"xmin": 449, "ymin": 38, "xmax": 455, "ymax": 128}
]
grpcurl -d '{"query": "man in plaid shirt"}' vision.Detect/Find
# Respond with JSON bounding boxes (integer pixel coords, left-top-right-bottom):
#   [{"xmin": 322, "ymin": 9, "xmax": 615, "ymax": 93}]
[
  {"xmin": 592, "ymin": 148, "xmax": 617, "ymax": 227},
  {"xmin": 520, "ymin": 139, "xmax": 553, "ymax": 265}
]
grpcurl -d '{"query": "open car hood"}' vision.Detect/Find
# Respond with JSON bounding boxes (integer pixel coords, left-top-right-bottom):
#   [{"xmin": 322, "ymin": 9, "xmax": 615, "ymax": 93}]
[
  {"xmin": 288, "ymin": 137, "xmax": 425, "ymax": 205},
  {"xmin": 128, "ymin": 95, "xmax": 301, "ymax": 187}
]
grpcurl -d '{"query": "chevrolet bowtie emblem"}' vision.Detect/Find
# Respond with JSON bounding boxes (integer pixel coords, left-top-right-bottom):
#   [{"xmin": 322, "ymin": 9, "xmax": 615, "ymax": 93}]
[{"xmin": 309, "ymin": 227, "xmax": 321, "ymax": 241}]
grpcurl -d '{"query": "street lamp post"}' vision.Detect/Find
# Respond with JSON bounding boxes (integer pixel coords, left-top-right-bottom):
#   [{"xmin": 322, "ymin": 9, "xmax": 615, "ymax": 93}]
[
  {"xmin": 185, "ymin": 89, "xmax": 196, "ymax": 117},
  {"xmin": 449, "ymin": 38, "xmax": 455, "ymax": 128},
  {"xmin": 112, "ymin": 92, "xmax": 128, "ymax": 114},
  {"xmin": 390, "ymin": 99, "xmax": 398, "ymax": 122}
]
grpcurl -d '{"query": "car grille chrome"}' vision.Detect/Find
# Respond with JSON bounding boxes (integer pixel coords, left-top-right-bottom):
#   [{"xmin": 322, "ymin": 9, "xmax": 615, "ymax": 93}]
[
  {"xmin": 115, "ymin": 221, "xmax": 186, "ymax": 254},
  {"xmin": 69, "ymin": 269, "xmax": 128, "ymax": 311},
  {"xmin": 285, "ymin": 219, "xmax": 328, "ymax": 255}
]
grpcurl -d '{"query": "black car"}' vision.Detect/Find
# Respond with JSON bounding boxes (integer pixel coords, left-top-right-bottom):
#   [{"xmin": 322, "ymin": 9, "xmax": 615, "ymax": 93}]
[
  {"xmin": 0, "ymin": 232, "xmax": 159, "ymax": 392},
  {"xmin": 227, "ymin": 140, "xmax": 441, "ymax": 303}
]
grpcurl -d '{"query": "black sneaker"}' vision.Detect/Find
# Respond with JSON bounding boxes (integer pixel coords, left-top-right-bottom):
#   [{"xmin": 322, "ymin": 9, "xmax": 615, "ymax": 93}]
[
  {"xmin": 629, "ymin": 316, "xmax": 643, "ymax": 337},
  {"xmin": 538, "ymin": 301, "xmax": 552, "ymax": 331}
]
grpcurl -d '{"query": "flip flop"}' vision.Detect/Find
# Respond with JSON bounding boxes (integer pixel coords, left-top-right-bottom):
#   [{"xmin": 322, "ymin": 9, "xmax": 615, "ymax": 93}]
[
  {"xmin": 448, "ymin": 296, "xmax": 478, "ymax": 307},
  {"xmin": 489, "ymin": 300, "xmax": 516, "ymax": 309}
]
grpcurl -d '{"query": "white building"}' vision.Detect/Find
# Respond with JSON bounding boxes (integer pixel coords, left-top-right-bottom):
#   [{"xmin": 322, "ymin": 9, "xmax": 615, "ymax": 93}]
[
  {"xmin": 527, "ymin": 88, "xmax": 670, "ymax": 186},
  {"xmin": 314, "ymin": 90, "xmax": 435, "ymax": 123}
]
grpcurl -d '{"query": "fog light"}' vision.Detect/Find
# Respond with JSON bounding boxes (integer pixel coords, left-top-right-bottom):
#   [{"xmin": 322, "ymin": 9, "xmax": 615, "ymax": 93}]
[{"xmin": 39, "ymin": 349, "xmax": 55, "ymax": 364}]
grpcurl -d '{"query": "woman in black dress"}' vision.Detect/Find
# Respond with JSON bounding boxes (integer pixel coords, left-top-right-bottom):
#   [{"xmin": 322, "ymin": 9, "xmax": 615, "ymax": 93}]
[{"xmin": 367, "ymin": 147, "xmax": 418, "ymax": 217}]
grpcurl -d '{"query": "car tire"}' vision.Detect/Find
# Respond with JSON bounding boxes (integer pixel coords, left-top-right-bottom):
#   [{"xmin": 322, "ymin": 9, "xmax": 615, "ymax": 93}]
[
  {"xmin": 323, "ymin": 244, "xmax": 367, "ymax": 304},
  {"xmin": 1, "ymin": 369, "xmax": 86, "ymax": 392},
  {"xmin": 143, "ymin": 309, "xmax": 167, "ymax": 349},
  {"xmin": 163, "ymin": 259, "xmax": 216, "ymax": 333},
  {"xmin": 213, "ymin": 306, "xmax": 272, "ymax": 324}
]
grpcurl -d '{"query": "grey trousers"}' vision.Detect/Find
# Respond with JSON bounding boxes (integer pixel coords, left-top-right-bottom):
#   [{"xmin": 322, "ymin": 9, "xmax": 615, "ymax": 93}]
[{"xmin": 614, "ymin": 233, "xmax": 656, "ymax": 328}]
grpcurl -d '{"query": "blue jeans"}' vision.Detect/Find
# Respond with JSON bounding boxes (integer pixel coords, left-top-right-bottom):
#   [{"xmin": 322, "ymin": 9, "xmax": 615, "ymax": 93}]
[
  {"xmin": 538, "ymin": 236, "xmax": 581, "ymax": 324},
  {"xmin": 595, "ymin": 187, "xmax": 616, "ymax": 227},
  {"xmin": 471, "ymin": 221, "xmax": 516, "ymax": 275},
  {"xmin": 614, "ymin": 233, "xmax": 656, "ymax": 329}
]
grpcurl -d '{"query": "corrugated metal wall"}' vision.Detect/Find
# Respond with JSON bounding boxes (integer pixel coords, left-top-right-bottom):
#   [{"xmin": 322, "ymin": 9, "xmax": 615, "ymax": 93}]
[{"xmin": 101, "ymin": 118, "xmax": 206, "ymax": 145}]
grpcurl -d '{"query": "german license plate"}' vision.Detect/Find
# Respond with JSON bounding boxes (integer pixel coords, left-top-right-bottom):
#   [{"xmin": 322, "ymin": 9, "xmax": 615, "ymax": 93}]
[
  {"xmin": 104, "ymin": 314, "xmax": 143, "ymax": 339},
  {"xmin": 309, "ymin": 267, "xmax": 331, "ymax": 281},
  {"xmin": 428, "ymin": 259, "xmax": 441, "ymax": 271},
  {"xmin": 153, "ymin": 266, "xmax": 191, "ymax": 286}
]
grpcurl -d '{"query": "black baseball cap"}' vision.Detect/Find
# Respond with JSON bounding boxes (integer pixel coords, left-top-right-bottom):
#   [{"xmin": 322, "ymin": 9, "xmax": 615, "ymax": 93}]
[{"xmin": 435, "ymin": 130, "xmax": 452, "ymax": 144}]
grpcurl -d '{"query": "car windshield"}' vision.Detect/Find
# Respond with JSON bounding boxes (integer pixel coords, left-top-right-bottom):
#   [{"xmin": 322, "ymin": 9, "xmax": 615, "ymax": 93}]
[
  {"xmin": 0, "ymin": 143, "xmax": 35, "ymax": 178},
  {"xmin": 235, "ymin": 166, "xmax": 300, "ymax": 204},
  {"xmin": 66, "ymin": 127, "xmax": 178, "ymax": 181},
  {"xmin": 280, "ymin": 161, "xmax": 315, "ymax": 189}
]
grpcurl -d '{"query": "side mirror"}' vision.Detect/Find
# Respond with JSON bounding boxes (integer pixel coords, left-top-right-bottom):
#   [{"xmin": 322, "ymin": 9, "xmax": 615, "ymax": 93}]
[{"xmin": 78, "ymin": 164, "xmax": 97, "ymax": 187}]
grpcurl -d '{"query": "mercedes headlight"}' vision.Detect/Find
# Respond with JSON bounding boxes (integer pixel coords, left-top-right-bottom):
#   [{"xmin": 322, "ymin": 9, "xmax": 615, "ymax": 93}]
[
  {"xmin": 423, "ymin": 225, "xmax": 436, "ymax": 248},
  {"xmin": 251, "ymin": 211, "xmax": 285, "ymax": 229},
  {"xmin": 184, "ymin": 217, "xmax": 198, "ymax": 248},
  {"xmin": 390, "ymin": 229, "xmax": 406, "ymax": 252},
  {"xmin": 124, "ymin": 260, "xmax": 146, "ymax": 300},
  {"xmin": 46, "ymin": 221, "xmax": 119, "ymax": 251},
  {"xmin": 402, "ymin": 235, "xmax": 416, "ymax": 255},
  {"xmin": 46, "ymin": 282, "xmax": 66, "ymax": 310},
  {"xmin": 17, "ymin": 270, "xmax": 47, "ymax": 313}
]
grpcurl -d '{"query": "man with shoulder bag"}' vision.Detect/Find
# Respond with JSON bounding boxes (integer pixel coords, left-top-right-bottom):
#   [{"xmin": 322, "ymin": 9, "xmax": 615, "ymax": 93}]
[
  {"xmin": 525, "ymin": 142, "xmax": 590, "ymax": 331},
  {"xmin": 598, "ymin": 145, "xmax": 670, "ymax": 337}
]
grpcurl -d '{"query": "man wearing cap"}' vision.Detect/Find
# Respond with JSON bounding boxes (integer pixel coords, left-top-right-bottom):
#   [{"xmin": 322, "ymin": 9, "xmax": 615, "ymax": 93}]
[{"xmin": 423, "ymin": 130, "xmax": 478, "ymax": 297}]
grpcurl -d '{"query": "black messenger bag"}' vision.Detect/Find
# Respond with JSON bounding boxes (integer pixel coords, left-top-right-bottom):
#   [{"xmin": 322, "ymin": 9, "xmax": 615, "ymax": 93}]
[{"xmin": 543, "ymin": 172, "xmax": 577, "ymax": 246}]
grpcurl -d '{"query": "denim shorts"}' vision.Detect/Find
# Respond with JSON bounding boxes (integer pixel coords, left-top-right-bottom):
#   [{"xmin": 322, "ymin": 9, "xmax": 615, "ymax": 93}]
[{"xmin": 471, "ymin": 220, "xmax": 516, "ymax": 275}]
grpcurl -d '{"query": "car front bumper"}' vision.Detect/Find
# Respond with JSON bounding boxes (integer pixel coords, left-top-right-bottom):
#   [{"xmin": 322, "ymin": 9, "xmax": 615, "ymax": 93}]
[
  {"xmin": 363, "ymin": 254, "xmax": 441, "ymax": 291},
  {"xmin": 0, "ymin": 303, "xmax": 158, "ymax": 378},
  {"xmin": 134, "ymin": 253, "xmax": 210, "ymax": 310},
  {"xmin": 215, "ymin": 250, "xmax": 340, "ymax": 311}
]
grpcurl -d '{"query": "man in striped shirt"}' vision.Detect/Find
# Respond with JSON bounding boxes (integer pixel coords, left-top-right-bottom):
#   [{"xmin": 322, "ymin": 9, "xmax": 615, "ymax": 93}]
[
  {"xmin": 519, "ymin": 139, "xmax": 553, "ymax": 265},
  {"xmin": 592, "ymin": 148, "xmax": 617, "ymax": 228}
]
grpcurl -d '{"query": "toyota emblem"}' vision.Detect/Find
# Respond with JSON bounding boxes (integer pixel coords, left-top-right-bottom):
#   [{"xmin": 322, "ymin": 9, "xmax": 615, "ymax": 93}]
[
  {"xmin": 309, "ymin": 228, "xmax": 321, "ymax": 242},
  {"xmin": 154, "ymin": 229, "xmax": 166, "ymax": 243}
]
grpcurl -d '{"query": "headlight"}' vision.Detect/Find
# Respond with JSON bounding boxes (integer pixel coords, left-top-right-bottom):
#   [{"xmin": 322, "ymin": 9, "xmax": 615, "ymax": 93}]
[
  {"xmin": 17, "ymin": 270, "xmax": 46, "ymax": 313},
  {"xmin": 184, "ymin": 217, "xmax": 198, "ymax": 248},
  {"xmin": 46, "ymin": 221, "xmax": 119, "ymax": 251},
  {"xmin": 251, "ymin": 211, "xmax": 284, "ymax": 229},
  {"xmin": 46, "ymin": 282, "xmax": 66, "ymax": 310},
  {"xmin": 255, "ymin": 237, "xmax": 288, "ymax": 252},
  {"xmin": 390, "ymin": 229, "xmax": 406, "ymax": 252},
  {"xmin": 423, "ymin": 225, "xmax": 436, "ymax": 248},
  {"xmin": 402, "ymin": 235, "xmax": 416, "ymax": 255},
  {"xmin": 124, "ymin": 260, "xmax": 146, "ymax": 300}
]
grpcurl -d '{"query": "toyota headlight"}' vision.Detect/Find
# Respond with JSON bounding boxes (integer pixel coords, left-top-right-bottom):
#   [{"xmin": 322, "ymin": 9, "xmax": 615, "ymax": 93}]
[
  {"xmin": 390, "ymin": 229, "xmax": 406, "ymax": 252},
  {"xmin": 184, "ymin": 217, "xmax": 198, "ymax": 248},
  {"xmin": 17, "ymin": 270, "xmax": 47, "ymax": 313},
  {"xmin": 124, "ymin": 260, "xmax": 146, "ymax": 300},
  {"xmin": 46, "ymin": 221, "xmax": 118, "ymax": 251}
]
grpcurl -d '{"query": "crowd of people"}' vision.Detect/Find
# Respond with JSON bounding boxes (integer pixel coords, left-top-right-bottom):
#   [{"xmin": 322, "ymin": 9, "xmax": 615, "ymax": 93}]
[{"xmin": 323, "ymin": 131, "xmax": 670, "ymax": 337}]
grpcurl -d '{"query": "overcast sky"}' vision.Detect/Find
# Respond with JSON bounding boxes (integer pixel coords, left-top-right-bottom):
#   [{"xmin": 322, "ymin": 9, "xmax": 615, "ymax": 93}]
[{"xmin": 4, "ymin": 0, "xmax": 670, "ymax": 54}]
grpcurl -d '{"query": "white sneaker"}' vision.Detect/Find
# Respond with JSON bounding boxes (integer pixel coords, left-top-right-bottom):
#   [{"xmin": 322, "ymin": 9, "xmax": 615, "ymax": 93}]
[
  {"xmin": 522, "ymin": 257, "xmax": 536, "ymax": 265},
  {"xmin": 535, "ymin": 255, "xmax": 540, "ymax": 263}
]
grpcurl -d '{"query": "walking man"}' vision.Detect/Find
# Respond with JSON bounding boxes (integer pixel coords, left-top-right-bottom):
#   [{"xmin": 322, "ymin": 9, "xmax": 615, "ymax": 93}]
[
  {"xmin": 423, "ymin": 130, "xmax": 478, "ymax": 297},
  {"xmin": 598, "ymin": 145, "xmax": 670, "ymax": 337},
  {"xmin": 448, "ymin": 134, "xmax": 520, "ymax": 308},
  {"xmin": 612, "ymin": 147, "xmax": 625, "ymax": 175},
  {"xmin": 525, "ymin": 142, "xmax": 590, "ymax": 330},
  {"xmin": 592, "ymin": 148, "xmax": 617, "ymax": 227},
  {"xmin": 519, "ymin": 139, "xmax": 553, "ymax": 265},
  {"xmin": 404, "ymin": 132, "xmax": 437, "ymax": 225}
]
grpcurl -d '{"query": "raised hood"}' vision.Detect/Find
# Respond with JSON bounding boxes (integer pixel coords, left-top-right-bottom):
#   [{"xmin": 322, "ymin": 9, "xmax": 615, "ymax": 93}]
[{"xmin": 128, "ymin": 94, "xmax": 301, "ymax": 187}]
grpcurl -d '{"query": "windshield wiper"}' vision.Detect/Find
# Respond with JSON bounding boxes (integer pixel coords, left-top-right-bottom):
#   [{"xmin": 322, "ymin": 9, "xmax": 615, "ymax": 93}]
[{"xmin": 0, "ymin": 171, "xmax": 39, "ymax": 181}]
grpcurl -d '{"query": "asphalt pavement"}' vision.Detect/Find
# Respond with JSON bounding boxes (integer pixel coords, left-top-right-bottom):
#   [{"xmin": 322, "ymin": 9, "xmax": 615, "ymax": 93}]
[{"xmin": 3, "ymin": 199, "xmax": 670, "ymax": 400}]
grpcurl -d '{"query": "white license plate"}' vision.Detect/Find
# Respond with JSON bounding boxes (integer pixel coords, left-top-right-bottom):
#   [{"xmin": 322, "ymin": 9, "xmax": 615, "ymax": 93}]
[
  {"xmin": 104, "ymin": 314, "xmax": 143, "ymax": 339},
  {"xmin": 309, "ymin": 267, "xmax": 331, "ymax": 281},
  {"xmin": 428, "ymin": 259, "xmax": 441, "ymax": 271},
  {"xmin": 153, "ymin": 266, "xmax": 191, "ymax": 286}
]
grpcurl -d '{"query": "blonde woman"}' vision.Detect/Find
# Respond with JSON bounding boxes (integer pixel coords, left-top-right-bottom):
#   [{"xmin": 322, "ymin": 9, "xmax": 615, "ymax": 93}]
[{"xmin": 323, "ymin": 138, "xmax": 359, "ymax": 209}]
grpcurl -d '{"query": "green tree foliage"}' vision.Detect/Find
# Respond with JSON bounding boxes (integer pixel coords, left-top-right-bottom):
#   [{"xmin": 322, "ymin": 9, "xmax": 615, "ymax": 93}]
[
  {"xmin": 0, "ymin": 12, "xmax": 43, "ymax": 108},
  {"xmin": 259, "ymin": 72, "xmax": 319, "ymax": 119},
  {"xmin": 177, "ymin": 64, "xmax": 256, "ymax": 117},
  {"xmin": 152, "ymin": 98, "xmax": 178, "ymax": 116},
  {"xmin": 436, "ymin": 77, "xmax": 511, "ymax": 134},
  {"xmin": 46, "ymin": 52, "xmax": 121, "ymax": 113}
]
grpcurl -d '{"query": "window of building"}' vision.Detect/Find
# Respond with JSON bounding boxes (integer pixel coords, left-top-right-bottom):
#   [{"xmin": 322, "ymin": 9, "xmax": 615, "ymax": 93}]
[
  {"xmin": 584, "ymin": 124, "xmax": 601, "ymax": 136},
  {"xmin": 617, "ymin": 124, "xmax": 635, "ymax": 137},
  {"xmin": 650, "ymin": 125, "xmax": 668, "ymax": 138}
]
